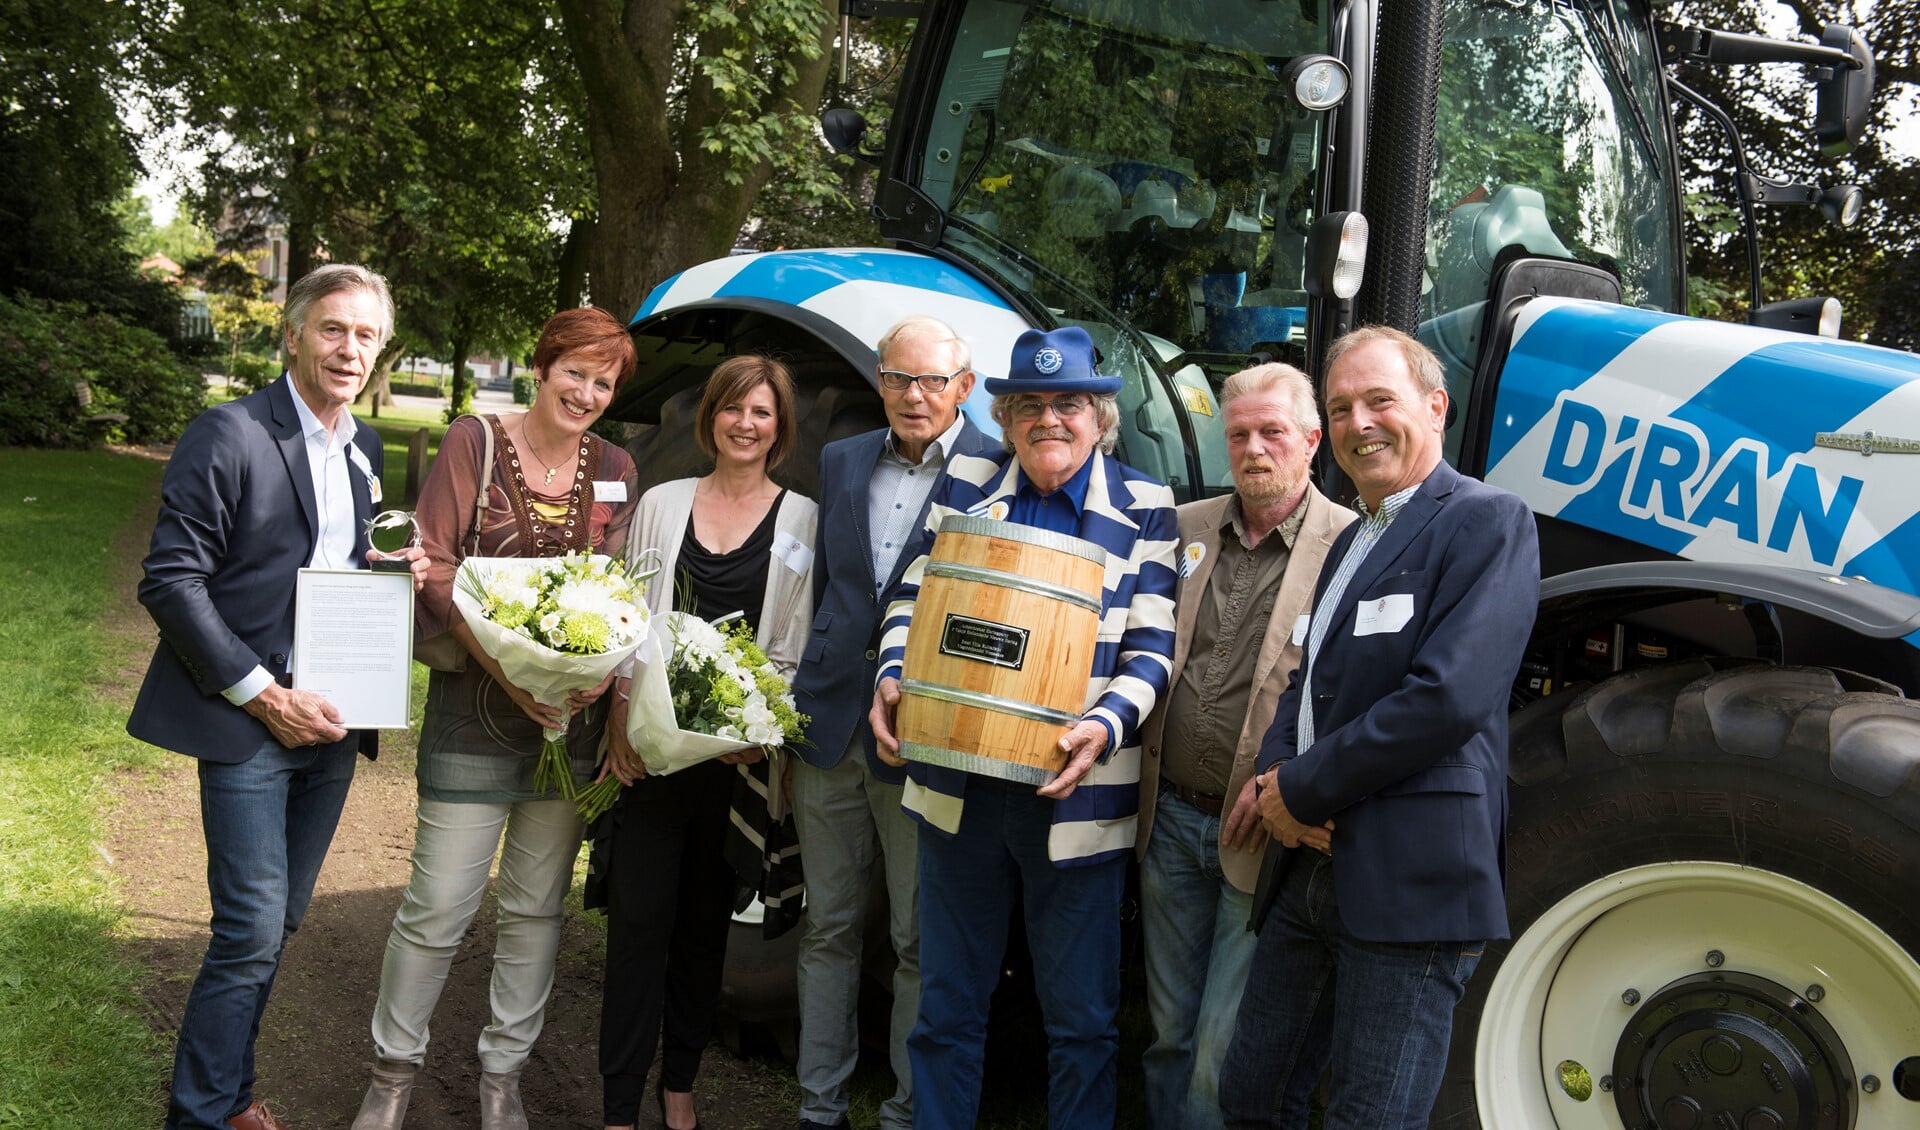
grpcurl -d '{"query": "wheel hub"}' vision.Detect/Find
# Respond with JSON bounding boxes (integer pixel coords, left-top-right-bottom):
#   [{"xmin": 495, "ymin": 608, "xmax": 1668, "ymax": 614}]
[{"xmin": 1611, "ymin": 971, "xmax": 1854, "ymax": 1130}]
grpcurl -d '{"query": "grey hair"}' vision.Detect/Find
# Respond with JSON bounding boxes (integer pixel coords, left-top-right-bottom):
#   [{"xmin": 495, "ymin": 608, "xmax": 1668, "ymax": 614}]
[
  {"xmin": 1221, "ymin": 362, "xmax": 1320, "ymax": 433},
  {"xmin": 284, "ymin": 264, "xmax": 396, "ymax": 346},
  {"xmin": 990, "ymin": 392, "xmax": 1121, "ymax": 455},
  {"xmin": 1321, "ymin": 324, "xmax": 1445, "ymax": 397},
  {"xmin": 876, "ymin": 314, "xmax": 971, "ymax": 372}
]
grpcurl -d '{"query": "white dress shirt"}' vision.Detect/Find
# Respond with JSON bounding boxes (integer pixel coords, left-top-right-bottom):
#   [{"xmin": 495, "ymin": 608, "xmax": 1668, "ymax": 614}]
[{"xmin": 222, "ymin": 376, "xmax": 369, "ymax": 705}]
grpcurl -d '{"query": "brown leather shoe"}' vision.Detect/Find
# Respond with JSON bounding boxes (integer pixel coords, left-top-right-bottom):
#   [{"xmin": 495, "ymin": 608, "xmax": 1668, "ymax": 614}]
[{"xmin": 227, "ymin": 1100, "xmax": 291, "ymax": 1130}]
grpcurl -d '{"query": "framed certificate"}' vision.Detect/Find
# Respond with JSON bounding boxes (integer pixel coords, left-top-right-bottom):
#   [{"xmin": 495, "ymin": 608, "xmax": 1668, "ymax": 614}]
[{"xmin": 292, "ymin": 567, "xmax": 415, "ymax": 729}]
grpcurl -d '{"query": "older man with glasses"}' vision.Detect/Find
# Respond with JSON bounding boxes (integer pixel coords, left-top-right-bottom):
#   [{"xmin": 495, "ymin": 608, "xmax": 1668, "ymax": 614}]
[
  {"xmin": 869, "ymin": 325, "xmax": 1179, "ymax": 1130},
  {"xmin": 787, "ymin": 315, "xmax": 1000, "ymax": 1130}
]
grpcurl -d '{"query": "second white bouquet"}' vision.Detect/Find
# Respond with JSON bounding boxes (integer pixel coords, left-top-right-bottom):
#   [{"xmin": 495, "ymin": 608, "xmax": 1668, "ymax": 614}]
[
  {"xmin": 450, "ymin": 552, "xmax": 653, "ymax": 797},
  {"xmin": 623, "ymin": 610, "xmax": 809, "ymax": 778}
]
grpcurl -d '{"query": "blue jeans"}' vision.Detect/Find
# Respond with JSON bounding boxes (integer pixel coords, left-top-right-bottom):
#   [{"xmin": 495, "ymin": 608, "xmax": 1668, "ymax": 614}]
[
  {"xmin": 910, "ymin": 778, "xmax": 1125, "ymax": 1130},
  {"xmin": 792, "ymin": 745, "xmax": 919, "ymax": 1130},
  {"xmin": 1140, "ymin": 790, "xmax": 1257, "ymax": 1130},
  {"xmin": 1218, "ymin": 852, "xmax": 1483, "ymax": 1130},
  {"xmin": 166, "ymin": 740, "xmax": 357, "ymax": 1129}
]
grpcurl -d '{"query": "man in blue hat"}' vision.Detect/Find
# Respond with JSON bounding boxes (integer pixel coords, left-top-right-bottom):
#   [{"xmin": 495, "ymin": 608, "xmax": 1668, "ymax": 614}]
[{"xmin": 869, "ymin": 325, "xmax": 1180, "ymax": 1129}]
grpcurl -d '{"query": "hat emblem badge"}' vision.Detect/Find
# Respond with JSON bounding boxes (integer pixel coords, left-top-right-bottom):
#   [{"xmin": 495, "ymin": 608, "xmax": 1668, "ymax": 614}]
[{"xmin": 1034, "ymin": 348, "xmax": 1065, "ymax": 374}]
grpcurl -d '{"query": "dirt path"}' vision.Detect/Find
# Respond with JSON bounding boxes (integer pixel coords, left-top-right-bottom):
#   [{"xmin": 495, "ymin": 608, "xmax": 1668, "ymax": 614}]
[{"xmin": 103, "ymin": 464, "xmax": 801, "ymax": 1129}]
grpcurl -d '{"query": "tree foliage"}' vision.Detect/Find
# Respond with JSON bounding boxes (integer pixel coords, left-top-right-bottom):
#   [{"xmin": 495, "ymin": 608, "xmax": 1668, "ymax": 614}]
[
  {"xmin": 145, "ymin": 0, "xmax": 594, "ymax": 411},
  {"xmin": 744, "ymin": 13, "xmax": 916, "ymax": 252},
  {"xmin": 1, "ymin": 0, "xmax": 182, "ymax": 342},
  {"xmin": 554, "ymin": 0, "xmax": 840, "ymax": 318},
  {"xmin": 1669, "ymin": 0, "xmax": 1920, "ymax": 347},
  {"xmin": 120, "ymin": 194, "xmax": 217, "ymax": 265},
  {"xmin": 0, "ymin": 294, "xmax": 204, "ymax": 447}
]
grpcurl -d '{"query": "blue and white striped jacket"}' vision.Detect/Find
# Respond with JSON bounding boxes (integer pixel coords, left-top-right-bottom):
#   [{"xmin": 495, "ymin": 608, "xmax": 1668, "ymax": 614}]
[{"xmin": 877, "ymin": 448, "xmax": 1180, "ymax": 865}]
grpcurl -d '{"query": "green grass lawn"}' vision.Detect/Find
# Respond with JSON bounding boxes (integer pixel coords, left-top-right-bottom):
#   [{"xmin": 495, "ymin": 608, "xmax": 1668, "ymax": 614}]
[
  {"xmin": 354, "ymin": 400, "xmax": 451, "ymax": 506},
  {"xmin": 0, "ymin": 449, "xmax": 169, "ymax": 1128}
]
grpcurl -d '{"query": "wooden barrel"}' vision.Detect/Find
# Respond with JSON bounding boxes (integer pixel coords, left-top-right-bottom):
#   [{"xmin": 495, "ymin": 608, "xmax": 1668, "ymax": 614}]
[{"xmin": 897, "ymin": 515, "xmax": 1107, "ymax": 784}]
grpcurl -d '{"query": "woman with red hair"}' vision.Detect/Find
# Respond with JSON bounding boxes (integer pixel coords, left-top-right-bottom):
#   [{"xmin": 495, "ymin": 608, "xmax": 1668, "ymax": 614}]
[{"xmin": 351, "ymin": 307, "xmax": 640, "ymax": 1130}]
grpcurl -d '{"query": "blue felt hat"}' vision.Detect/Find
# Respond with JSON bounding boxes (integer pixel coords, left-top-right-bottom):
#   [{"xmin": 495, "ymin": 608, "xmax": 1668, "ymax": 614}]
[{"xmin": 985, "ymin": 326, "xmax": 1122, "ymax": 396}]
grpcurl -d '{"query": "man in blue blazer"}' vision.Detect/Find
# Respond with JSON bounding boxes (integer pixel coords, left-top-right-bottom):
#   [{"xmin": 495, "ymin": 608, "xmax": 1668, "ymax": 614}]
[
  {"xmin": 127, "ymin": 265, "xmax": 425, "ymax": 1130},
  {"xmin": 1218, "ymin": 327, "xmax": 1539, "ymax": 1130},
  {"xmin": 788, "ymin": 314, "xmax": 998, "ymax": 1130}
]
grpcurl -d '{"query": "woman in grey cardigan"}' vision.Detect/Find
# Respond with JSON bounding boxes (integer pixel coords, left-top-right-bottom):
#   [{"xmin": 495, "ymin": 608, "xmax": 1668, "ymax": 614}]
[{"xmin": 596, "ymin": 354, "xmax": 816, "ymax": 1130}]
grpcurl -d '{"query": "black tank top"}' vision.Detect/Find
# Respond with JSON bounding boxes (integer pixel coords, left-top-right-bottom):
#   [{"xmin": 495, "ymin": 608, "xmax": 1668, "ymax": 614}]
[{"xmin": 674, "ymin": 491, "xmax": 785, "ymax": 633}]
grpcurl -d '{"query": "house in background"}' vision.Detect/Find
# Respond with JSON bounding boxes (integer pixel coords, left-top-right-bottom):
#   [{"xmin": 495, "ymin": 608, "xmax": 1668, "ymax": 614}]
[{"xmin": 139, "ymin": 254, "xmax": 215, "ymax": 344}]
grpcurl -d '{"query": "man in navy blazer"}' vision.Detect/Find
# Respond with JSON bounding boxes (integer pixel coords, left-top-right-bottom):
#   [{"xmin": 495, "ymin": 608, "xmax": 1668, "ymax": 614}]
[
  {"xmin": 1218, "ymin": 327, "xmax": 1539, "ymax": 1130},
  {"xmin": 127, "ymin": 264, "xmax": 426, "ymax": 1130},
  {"xmin": 787, "ymin": 314, "xmax": 998, "ymax": 1130}
]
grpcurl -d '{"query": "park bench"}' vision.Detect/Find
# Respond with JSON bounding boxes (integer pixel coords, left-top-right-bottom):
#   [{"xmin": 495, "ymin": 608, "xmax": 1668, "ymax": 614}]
[{"xmin": 73, "ymin": 379, "xmax": 129, "ymax": 447}]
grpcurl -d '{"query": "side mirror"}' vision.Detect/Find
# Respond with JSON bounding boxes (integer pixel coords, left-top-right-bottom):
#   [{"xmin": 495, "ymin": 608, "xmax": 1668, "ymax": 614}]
[
  {"xmin": 821, "ymin": 107, "xmax": 880, "ymax": 165},
  {"xmin": 1750, "ymin": 296, "xmax": 1841, "ymax": 338},
  {"xmin": 1815, "ymin": 25, "xmax": 1874, "ymax": 157}
]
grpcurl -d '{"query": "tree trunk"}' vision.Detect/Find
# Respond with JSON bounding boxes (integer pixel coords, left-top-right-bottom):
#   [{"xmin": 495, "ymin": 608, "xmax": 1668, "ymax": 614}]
[
  {"xmin": 282, "ymin": 142, "xmax": 319, "ymax": 298},
  {"xmin": 558, "ymin": 0, "xmax": 839, "ymax": 320},
  {"xmin": 448, "ymin": 333, "xmax": 471, "ymax": 423},
  {"xmin": 558, "ymin": 217, "xmax": 595, "ymax": 313},
  {"xmin": 357, "ymin": 336, "xmax": 406, "ymax": 416}
]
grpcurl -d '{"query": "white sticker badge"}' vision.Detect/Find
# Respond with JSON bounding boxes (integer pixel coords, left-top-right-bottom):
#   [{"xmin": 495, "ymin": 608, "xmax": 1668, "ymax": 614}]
[
  {"xmin": 593, "ymin": 480, "xmax": 628, "ymax": 503},
  {"xmin": 348, "ymin": 444, "xmax": 382, "ymax": 503},
  {"xmin": 1291, "ymin": 613, "xmax": 1310, "ymax": 646},
  {"xmin": 1179, "ymin": 541, "xmax": 1206, "ymax": 579},
  {"xmin": 1353, "ymin": 593, "xmax": 1415, "ymax": 637},
  {"xmin": 772, "ymin": 530, "xmax": 814, "ymax": 577}
]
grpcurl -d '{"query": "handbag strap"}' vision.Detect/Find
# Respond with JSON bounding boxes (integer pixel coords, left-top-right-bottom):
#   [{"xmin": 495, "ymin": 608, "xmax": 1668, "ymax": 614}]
[{"xmin": 463, "ymin": 413, "xmax": 495, "ymax": 557}]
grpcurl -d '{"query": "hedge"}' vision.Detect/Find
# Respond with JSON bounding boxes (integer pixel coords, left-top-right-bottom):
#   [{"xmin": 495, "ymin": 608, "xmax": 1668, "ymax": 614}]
[{"xmin": 0, "ymin": 295, "xmax": 206, "ymax": 447}]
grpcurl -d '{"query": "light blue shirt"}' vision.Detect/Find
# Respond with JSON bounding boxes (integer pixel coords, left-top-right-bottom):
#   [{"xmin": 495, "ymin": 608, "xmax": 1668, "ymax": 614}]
[
  {"xmin": 222, "ymin": 376, "xmax": 369, "ymax": 705},
  {"xmin": 1295, "ymin": 480, "xmax": 1421, "ymax": 751},
  {"xmin": 867, "ymin": 414, "xmax": 967, "ymax": 594}
]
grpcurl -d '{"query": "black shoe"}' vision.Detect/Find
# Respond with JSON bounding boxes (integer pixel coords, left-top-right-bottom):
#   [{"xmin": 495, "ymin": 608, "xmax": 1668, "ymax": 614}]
[
  {"xmin": 798, "ymin": 1121, "xmax": 851, "ymax": 1130},
  {"xmin": 656, "ymin": 1081, "xmax": 702, "ymax": 1130}
]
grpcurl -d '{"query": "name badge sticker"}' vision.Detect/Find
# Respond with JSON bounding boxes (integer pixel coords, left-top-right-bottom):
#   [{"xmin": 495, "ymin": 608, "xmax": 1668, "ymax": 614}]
[
  {"xmin": 1353, "ymin": 593, "xmax": 1415, "ymax": 637},
  {"xmin": 593, "ymin": 480, "xmax": 628, "ymax": 503},
  {"xmin": 1179, "ymin": 541, "xmax": 1206, "ymax": 578},
  {"xmin": 1291, "ymin": 613, "xmax": 1310, "ymax": 646},
  {"xmin": 772, "ymin": 530, "xmax": 813, "ymax": 576},
  {"xmin": 348, "ymin": 445, "xmax": 382, "ymax": 503}
]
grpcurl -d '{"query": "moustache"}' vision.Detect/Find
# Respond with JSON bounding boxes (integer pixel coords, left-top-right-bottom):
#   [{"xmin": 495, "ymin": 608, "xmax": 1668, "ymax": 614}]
[{"xmin": 1026, "ymin": 427, "xmax": 1073, "ymax": 442}]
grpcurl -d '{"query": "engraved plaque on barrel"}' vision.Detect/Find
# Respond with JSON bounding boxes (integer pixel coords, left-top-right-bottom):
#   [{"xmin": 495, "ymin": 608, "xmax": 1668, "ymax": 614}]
[{"xmin": 897, "ymin": 515, "xmax": 1107, "ymax": 784}]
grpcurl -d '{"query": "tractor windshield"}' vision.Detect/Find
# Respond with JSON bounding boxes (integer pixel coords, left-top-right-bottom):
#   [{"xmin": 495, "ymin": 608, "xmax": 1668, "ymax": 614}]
[
  {"xmin": 917, "ymin": 0, "xmax": 1332, "ymax": 493},
  {"xmin": 1424, "ymin": 0, "xmax": 1683, "ymax": 392},
  {"xmin": 924, "ymin": 0, "xmax": 1329, "ymax": 364}
]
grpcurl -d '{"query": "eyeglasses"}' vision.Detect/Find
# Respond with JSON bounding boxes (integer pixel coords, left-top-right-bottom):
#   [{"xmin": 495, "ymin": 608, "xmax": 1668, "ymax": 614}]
[
  {"xmin": 1009, "ymin": 394, "xmax": 1092, "ymax": 421},
  {"xmin": 878, "ymin": 366, "xmax": 967, "ymax": 392}
]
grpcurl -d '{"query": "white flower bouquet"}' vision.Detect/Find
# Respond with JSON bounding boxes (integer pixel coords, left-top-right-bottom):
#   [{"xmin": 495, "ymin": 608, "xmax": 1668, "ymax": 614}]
[
  {"xmin": 450, "ymin": 552, "xmax": 653, "ymax": 800},
  {"xmin": 622, "ymin": 610, "xmax": 809, "ymax": 779}
]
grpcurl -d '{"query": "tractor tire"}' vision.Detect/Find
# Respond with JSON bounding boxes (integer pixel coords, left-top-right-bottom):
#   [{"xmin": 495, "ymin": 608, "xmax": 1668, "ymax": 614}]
[{"xmin": 1434, "ymin": 658, "xmax": 1920, "ymax": 1128}]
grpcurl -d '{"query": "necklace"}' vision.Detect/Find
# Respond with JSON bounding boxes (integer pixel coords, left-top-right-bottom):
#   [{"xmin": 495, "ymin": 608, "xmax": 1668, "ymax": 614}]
[{"xmin": 521, "ymin": 421, "xmax": 568, "ymax": 486}]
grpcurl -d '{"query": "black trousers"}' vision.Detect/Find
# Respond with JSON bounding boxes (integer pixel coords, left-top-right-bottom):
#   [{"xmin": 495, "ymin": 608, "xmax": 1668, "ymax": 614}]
[{"xmin": 599, "ymin": 758, "xmax": 737, "ymax": 1123}]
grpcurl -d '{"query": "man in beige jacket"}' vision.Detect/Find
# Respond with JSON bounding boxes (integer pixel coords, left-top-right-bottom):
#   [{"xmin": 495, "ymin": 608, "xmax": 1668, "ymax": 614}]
[{"xmin": 1135, "ymin": 362, "xmax": 1355, "ymax": 1130}]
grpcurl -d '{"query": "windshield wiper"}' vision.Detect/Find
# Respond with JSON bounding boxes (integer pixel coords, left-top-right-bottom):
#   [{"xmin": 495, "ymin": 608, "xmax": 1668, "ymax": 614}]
[{"xmin": 1577, "ymin": 0, "xmax": 1665, "ymax": 183}]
